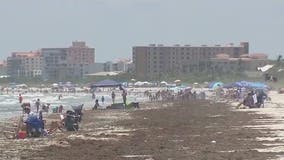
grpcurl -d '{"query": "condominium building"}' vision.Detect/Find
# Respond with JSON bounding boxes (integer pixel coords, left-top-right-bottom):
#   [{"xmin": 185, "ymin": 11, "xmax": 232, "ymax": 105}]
[
  {"xmin": 0, "ymin": 61, "xmax": 7, "ymax": 76},
  {"xmin": 7, "ymin": 51, "xmax": 42, "ymax": 77},
  {"xmin": 41, "ymin": 48, "xmax": 68, "ymax": 80},
  {"xmin": 103, "ymin": 59, "xmax": 132, "ymax": 72},
  {"xmin": 133, "ymin": 42, "xmax": 249, "ymax": 79},
  {"xmin": 210, "ymin": 53, "xmax": 269, "ymax": 73},
  {"xmin": 41, "ymin": 41, "xmax": 95, "ymax": 80}
]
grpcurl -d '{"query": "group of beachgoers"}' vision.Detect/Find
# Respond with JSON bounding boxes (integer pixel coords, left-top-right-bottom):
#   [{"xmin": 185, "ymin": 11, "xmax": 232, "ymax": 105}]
[
  {"xmin": 210, "ymin": 86, "xmax": 268, "ymax": 108},
  {"xmin": 19, "ymin": 96, "xmax": 46, "ymax": 138},
  {"xmin": 140, "ymin": 85, "xmax": 268, "ymax": 110},
  {"xmin": 1, "ymin": 87, "xmax": 89, "ymax": 95},
  {"xmin": 15, "ymin": 93, "xmax": 81, "ymax": 139},
  {"xmin": 92, "ymin": 90, "xmax": 128, "ymax": 110},
  {"xmin": 238, "ymin": 89, "xmax": 267, "ymax": 108},
  {"xmin": 142, "ymin": 88, "xmax": 207, "ymax": 103},
  {"xmin": 9, "ymin": 84, "xmax": 269, "ymax": 139}
]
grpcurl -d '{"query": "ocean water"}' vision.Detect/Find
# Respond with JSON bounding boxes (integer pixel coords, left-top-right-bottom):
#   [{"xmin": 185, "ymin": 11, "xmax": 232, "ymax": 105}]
[{"xmin": 0, "ymin": 91, "xmax": 148, "ymax": 120}]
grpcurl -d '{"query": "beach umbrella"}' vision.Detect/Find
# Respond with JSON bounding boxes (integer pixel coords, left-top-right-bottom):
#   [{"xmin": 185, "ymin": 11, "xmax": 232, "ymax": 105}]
[
  {"xmin": 160, "ymin": 81, "xmax": 168, "ymax": 84},
  {"xmin": 211, "ymin": 82, "xmax": 223, "ymax": 89},
  {"xmin": 208, "ymin": 81, "xmax": 223, "ymax": 89},
  {"xmin": 174, "ymin": 80, "xmax": 181, "ymax": 83},
  {"xmin": 52, "ymin": 83, "xmax": 59, "ymax": 87},
  {"xmin": 247, "ymin": 82, "xmax": 269, "ymax": 89},
  {"xmin": 208, "ymin": 81, "xmax": 216, "ymax": 88},
  {"xmin": 223, "ymin": 82, "xmax": 237, "ymax": 88},
  {"xmin": 134, "ymin": 81, "xmax": 143, "ymax": 86}
]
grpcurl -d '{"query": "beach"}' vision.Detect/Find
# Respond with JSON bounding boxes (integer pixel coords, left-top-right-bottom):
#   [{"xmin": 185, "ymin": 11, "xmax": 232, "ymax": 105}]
[
  {"xmin": 0, "ymin": 98, "xmax": 281, "ymax": 159},
  {"xmin": 1, "ymin": 89, "xmax": 284, "ymax": 159}
]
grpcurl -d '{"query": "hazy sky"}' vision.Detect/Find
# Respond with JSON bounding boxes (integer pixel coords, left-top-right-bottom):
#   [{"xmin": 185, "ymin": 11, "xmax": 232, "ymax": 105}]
[{"xmin": 0, "ymin": 0, "xmax": 283, "ymax": 62}]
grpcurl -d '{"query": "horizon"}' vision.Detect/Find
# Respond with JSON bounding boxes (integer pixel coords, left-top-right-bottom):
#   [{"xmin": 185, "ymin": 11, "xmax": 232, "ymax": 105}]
[{"xmin": 0, "ymin": 0, "xmax": 284, "ymax": 61}]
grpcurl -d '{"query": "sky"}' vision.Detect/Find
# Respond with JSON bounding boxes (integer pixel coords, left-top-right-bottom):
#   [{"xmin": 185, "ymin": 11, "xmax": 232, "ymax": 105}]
[{"xmin": 0, "ymin": 0, "xmax": 283, "ymax": 62}]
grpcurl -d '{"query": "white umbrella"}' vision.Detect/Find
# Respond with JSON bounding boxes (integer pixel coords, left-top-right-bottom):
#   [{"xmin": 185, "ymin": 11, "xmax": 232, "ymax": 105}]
[
  {"xmin": 174, "ymin": 80, "xmax": 181, "ymax": 83},
  {"xmin": 52, "ymin": 83, "xmax": 59, "ymax": 87},
  {"xmin": 160, "ymin": 81, "xmax": 168, "ymax": 84}
]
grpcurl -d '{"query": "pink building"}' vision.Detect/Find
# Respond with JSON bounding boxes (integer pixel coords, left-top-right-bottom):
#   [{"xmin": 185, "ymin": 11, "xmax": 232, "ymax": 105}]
[
  {"xmin": 67, "ymin": 41, "xmax": 95, "ymax": 64},
  {"xmin": 7, "ymin": 51, "xmax": 42, "ymax": 77}
]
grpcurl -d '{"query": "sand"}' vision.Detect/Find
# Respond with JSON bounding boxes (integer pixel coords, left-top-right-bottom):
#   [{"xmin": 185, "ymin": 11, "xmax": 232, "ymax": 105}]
[{"xmin": 1, "ymin": 91, "xmax": 284, "ymax": 159}]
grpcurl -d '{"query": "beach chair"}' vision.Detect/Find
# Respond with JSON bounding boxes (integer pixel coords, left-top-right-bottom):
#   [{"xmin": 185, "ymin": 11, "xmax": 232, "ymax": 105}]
[
  {"xmin": 71, "ymin": 104, "xmax": 84, "ymax": 122},
  {"xmin": 65, "ymin": 110, "xmax": 79, "ymax": 131}
]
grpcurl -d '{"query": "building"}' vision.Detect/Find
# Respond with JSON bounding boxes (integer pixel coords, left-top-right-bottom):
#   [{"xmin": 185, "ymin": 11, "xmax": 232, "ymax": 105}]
[
  {"xmin": 84, "ymin": 63, "xmax": 105, "ymax": 74},
  {"xmin": 133, "ymin": 42, "xmax": 249, "ymax": 79},
  {"xmin": 84, "ymin": 58, "xmax": 133, "ymax": 77},
  {"xmin": 7, "ymin": 51, "xmax": 42, "ymax": 77},
  {"xmin": 104, "ymin": 59, "xmax": 132, "ymax": 72},
  {"xmin": 210, "ymin": 53, "xmax": 269, "ymax": 73},
  {"xmin": 0, "ymin": 61, "xmax": 7, "ymax": 76},
  {"xmin": 41, "ymin": 41, "xmax": 95, "ymax": 80},
  {"xmin": 41, "ymin": 48, "xmax": 68, "ymax": 80}
]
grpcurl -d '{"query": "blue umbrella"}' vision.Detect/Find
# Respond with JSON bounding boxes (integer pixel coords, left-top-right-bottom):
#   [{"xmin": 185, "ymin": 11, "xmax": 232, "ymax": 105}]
[
  {"xmin": 208, "ymin": 81, "xmax": 223, "ymax": 89},
  {"xmin": 212, "ymin": 82, "xmax": 224, "ymax": 89}
]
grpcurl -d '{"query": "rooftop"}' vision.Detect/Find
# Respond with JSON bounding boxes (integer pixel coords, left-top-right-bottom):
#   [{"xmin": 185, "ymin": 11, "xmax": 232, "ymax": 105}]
[
  {"xmin": 134, "ymin": 42, "xmax": 248, "ymax": 48},
  {"xmin": 11, "ymin": 51, "xmax": 40, "ymax": 58}
]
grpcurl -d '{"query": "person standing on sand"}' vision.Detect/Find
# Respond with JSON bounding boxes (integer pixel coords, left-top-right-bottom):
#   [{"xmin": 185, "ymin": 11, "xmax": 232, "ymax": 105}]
[
  {"xmin": 35, "ymin": 99, "xmax": 40, "ymax": 113},
  {"xmin": 19, "ymin": 94, "xmax": 23, "ymax": 103},
  {"xmin": 93, "ymin": 99, "xmax": 99, "ymax": 110},
  {"xmin": 122, "ymin": 90, "xmax": 127, "ymax": 107},
  {"xmin": 111, "ymin": 91, "xmax": 116, "ymax": 104},
  {"xmin": 214, "ymin": 84, "xmax": 222, "ymax": 102},
  {"xmin": 101, "ymin": 96, "xmax": 105, "ymax": 104},
  {"xmin": 58, "ymin": 94, "xmax": 63, "ymax": 100},
  {"xmin": 92, "ymin": 92, "xmax": 96, "ymax": 100}
]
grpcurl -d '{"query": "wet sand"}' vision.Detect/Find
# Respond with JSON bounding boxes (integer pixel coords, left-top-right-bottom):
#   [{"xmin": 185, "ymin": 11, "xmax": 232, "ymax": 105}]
[{"xmin": 1, "ymin": 100, "xmax": 277, "ymax": 160}]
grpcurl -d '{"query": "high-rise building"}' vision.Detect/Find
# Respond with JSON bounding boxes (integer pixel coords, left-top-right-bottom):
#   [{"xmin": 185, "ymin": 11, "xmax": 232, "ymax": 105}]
[
  {"xmin": 7, "ymin": 51, "xmax": 42, "ymax": 77},
  {"xmin": 133, "ymin": 42, "xmax": 249, "ymax": 79},
  {"xmin": 0, "ymin": 61, "xmax": 7, "ymax": 76},
  {"xmin": 41, "ymin": 41, "xmax": 95, "ymax": 80},
  {"xmin": 41, "ymin": 48, "xmax": 68, "ymax": 80}
]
